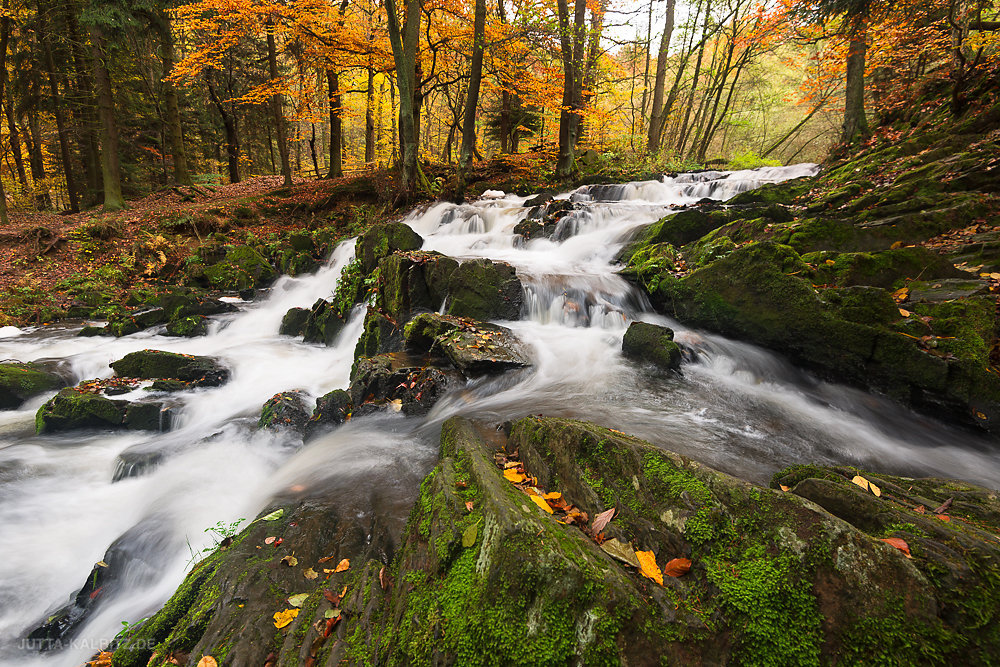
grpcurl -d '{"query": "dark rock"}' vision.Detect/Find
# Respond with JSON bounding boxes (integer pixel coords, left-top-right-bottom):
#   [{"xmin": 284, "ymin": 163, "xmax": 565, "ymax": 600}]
[
  {"xmin": 354, "ymin": 308, "xmax": 403, "ymax": 359},
  {"xmin": 302, "ymin": 298, "xmax": 349, "ymax": 346},
  {"xmin": 147, "ymin": 379, "xmax": 191, "ymax": 393},
  {"xmin": 110, "ymin": 350, "xmax": 229, "ymax": 387},
  {"xmin": 522, "ymin": 190, "xmax": 556, "ymax": 208},
  {"xmin": 279, "ymin": 307, "xmax": 310, "ymax": 337},
  {"xmin": 35, "ymin": 388, "xmax": 128, "ymax": 433},
  {"xmin": 78, "ymin": 325, "xmax": 108, "ymax": 337},
  {"xmin": 0, "ymin": 362, "xmax": 67, "ymax": 409},
  {"xmin": 446, "ymin": 258, "xmax": 523, "ymax": 321},
  {"xmin": 349, "ymin": 353, "xmax": 463, "ymax": 415},
  {"xmin": 622, "ymin": 321, "xmax": 682, "ymax": 370},
  {"xmin": 305, "ymin": 388, "xmax": 352, "ymax": 438},
  {"xmin": 403, "ymin": 312, "xmax": 531, "ymax": 376},
  {"xmin": 378, "ymin": 251, "xmax": 459, "ymax": 321},
  {"xmin": 356, "ymin": 222, "xmax": 423, "ymax": 274},
  {"xmin": 124, "ymin": 402, "xmax": 173, "ymax": 431},
  {"xmin": 258, "ymin": 390, "xmax": 312, "ymax": 432}
]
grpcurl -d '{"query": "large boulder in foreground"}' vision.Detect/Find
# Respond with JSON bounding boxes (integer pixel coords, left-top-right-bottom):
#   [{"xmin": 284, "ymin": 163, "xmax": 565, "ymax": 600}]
[
  {"xmin": 110, "ymin": 350, "xmax": 229, "ymax": 387},
  {"xmin": 622, "ymin": 321, "xmax": 682, "ymax": 370},
  {"xmin": 0, "ymin": 362, "xmax": 67, "ymax": 409},
  {"xmin": 106, "ymin": 417, "xmax": 1000, "ymax": 665}
]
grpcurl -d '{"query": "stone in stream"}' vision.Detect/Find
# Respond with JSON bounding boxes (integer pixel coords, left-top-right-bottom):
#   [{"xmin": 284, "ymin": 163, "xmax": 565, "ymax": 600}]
[
  {"xmin": 403, "ymin": 312, "xmax": 531, "ymax": 375},
  {"xmin": 622, "ymin": 321, "xmax": 682, "ymax": 370},
  {"xmin": 304, "ymin": 388, "xmax": 352, "ymax": 438},
  {"xmin": 111, "ymin": 416, "xmax": 1000, "ymax": 665},
  {"xmin": 445, "ymin": 257, "xmax": 523, "ymax": 321},
  {"xmin": 355, "ymin": 221, "xmax": 423, "ymax": 274},
  {"xmin": 377, "ymin": 250, "xmax": 459, "ymax": 322},
  {"xmin": 110, "ymin": 349, "xmax": 229, "ymax": 387},
  {"xmin": 278, "ymin": 306, "xmax": 309, "ymax": 337},
  {"xmin": 0, "ymin": 361, "xmax": 68, "ymax": 409},
  {"xmin": 258, "ymin": 390, "xmax": 312, "ymax": 432},
  {"xmin": 101, "ymin": 290, "xmax": 238, "ymax": 338},
  {"xmin": 349, "ymin": 353, "xmax": 464, "ymax": 416},
  {"xmin": 34, "ymin": 386, "xmax": 174, "ymax": 434},
  {"xmin": 203, "ymin": 245, "xmax": 278, "ymax": 291}
]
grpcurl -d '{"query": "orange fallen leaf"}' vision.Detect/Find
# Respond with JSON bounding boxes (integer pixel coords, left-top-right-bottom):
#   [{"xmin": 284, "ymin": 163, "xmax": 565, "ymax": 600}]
[
  {"xmin": 663, "ymin": 557, "xmax": 692, "ymax": 577},
  {"xmin": 898, "ymin": 308, "xmax": 911, "ymax": 317},
  {"xmin": 592, "ymin": 507, "xmax": 616, "ymax": 534},
  {"xmin": 334, "ymin": 559, "xmax": 350, "ymax": 573},
  {"xmin": 543, "ymin": 492, "xmax": 562, "ymax": 500},
  {"xmin": 779, "ymin": 485, "xmax": 790, "ymax": 492},
  {"xmin": 197, "ymin": 657, "xmax": 218, "ymax": 667},
  {"xmin": 504, "ymin": 469, "xmax": 527, "ymax": 484},
  {"xmin": 273, "ymin": 608, "xmax": 299, "ymax": 628},
  {"xmin": 937, "ymin": 515, "xmax": 951, "ymax": 522},
  {"xmin": 880, "ymin": 537, "xmax": 913, "ymax": 558},
  {"xmin": 530, "ymin": 495, "xmax": 554, "ymax": 514},
  {"xmin": 465, "ymin": 501, "xmax": 474, "ymax": 512},
  {"xmin": 636, "ymin": 550, "xmax": 663, "ymax": 585}
]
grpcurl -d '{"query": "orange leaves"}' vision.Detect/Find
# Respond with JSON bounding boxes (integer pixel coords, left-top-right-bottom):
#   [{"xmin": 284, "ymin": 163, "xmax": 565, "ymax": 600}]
[
  {"xmin": 851, "ymin": 475, "xmax": 881, "ymax": 497},
  {"xmin": 636, "ymin": 551, "xmax": 663, "ymax": 585},
  {"xmin": 664, "ymin": 558, "xmax": 692, "ymax": 578},
  {"xmin": 880, "ymin": 537, "xmax": 912, "ymax": 559}
]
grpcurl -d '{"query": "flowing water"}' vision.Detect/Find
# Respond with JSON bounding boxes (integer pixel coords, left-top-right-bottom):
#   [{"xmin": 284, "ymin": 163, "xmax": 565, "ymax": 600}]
[{"xmin": 2, "ymin": 165, "xmax": 999, "ymax": 665}]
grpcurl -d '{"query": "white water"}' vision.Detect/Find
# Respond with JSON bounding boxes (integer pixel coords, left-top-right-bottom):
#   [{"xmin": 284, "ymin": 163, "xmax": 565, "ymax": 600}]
[{"xmin": 2, "ymin": 164, "xmax": 999, "ymax": 665}]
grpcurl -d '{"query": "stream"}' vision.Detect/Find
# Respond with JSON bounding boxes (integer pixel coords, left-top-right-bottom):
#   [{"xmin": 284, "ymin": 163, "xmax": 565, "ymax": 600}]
[{"xmin": 2, "ymin": 164, "xmax": 999, "ymax": 665}]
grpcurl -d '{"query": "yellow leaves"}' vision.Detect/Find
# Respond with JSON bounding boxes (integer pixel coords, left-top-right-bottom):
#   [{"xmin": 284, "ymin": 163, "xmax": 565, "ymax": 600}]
[
  {"xmin": 891, "ymin": 287, "xmax": 909, "ymax": 304},
  {"xmin": 287, "ymin": 593, "xmax": 309, "ymax": 607},
  {"xmin": 273, "ymin": 608, "xmax": 298, "ymax": 629},
  {"xmin": 196, "ymin": 658, "xmax": 218, "ymax": 667},
  {"xmin": 303, "ymin": 567, "xmax": 318, "ymax": 580},
  {"xmin": 280, "ymin": 555, "xmax": 298, "ymax": 567},
  {"xmin": 334, "ymin": 559, "xmax": 350, "ymax": 573},
  {"xmin": 503, "ymin": 469, "xmax": 527, "ymax": 483},
  {"xmin": 851, "ymin": 475, "xmax": 881, "ymax": 497},
  {"xmin": 636, "ymin": 550, "xmax": 663, "ymax": 585},
  {"xmin": 898, "ymin": 308, "xmax": 911, "ymax": 317},
  {"xmin": 530, "ymin": 495, "xmax": 554, "ymax": 514}
]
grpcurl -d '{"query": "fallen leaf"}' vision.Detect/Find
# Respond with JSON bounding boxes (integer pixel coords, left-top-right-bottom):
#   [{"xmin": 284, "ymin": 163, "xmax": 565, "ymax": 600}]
[
  {"xmin": 95, "ymin": 561, "xmax": 108, "ymax": 568},
  {"xmin": 933, "ymin": 497, "xmax": 953, "ymax": 514},
  {"xmin": 892, "ymin": 287, "xmax": 909, "ymax": 304},
  {"xmin": 663, "ymin": 557, "xmax": 692, "ymax": 577},
  {"xmin": 543, "ymin": 492, "xmax": 562, "ymax": 500},
  {"xmin": 779, "ymin": 485, "xmax": 790, "ymax": 492},
  {"xmin": 880, "ymin": 537, "xmax": 913, "ymax": 558},
  {"xmin": 869, "ymin": 481, "xmax": 882, "ymax": 497},
  {"xmin": 379, "ymin": 566, "xmax": 389, "ymax": 590},
  {"xmin": 389, "ymin": 398, "xmax": 403, "ymax": 412},
  {"xmin": 462, "ymin": 522, "xmax": 478, "ymax": 548},
  {"xmin": 600, "ymin": 538, "xmax": 641, "ymax": 568},
  {"xmin": 281, "ymin": 555, "xmax": 298, "ymax": 567},
  {"xmin": 324, "ymin": 608, "xmax": 342, "ymax": 620},
  {"xmin": 592, "ymin": 507, "xmax": 616, "ymax": 534},
  {"xmin": 898, "ymin": 308, "xmax": 911, "ymax": 317},
  {"xmin": 288, "ymin": 593, "xmax": 309, "ymax": 608},
  {"xmin": 851, "ymin": 475, "xmax": 880, "ymax": 496},
  {"xmin": 914, "ymin": 505, "xmax": 926, "ymax": 514},
  {"xmin": 317, "ymin": 555, "xmax": 335, "ymax": 563},
  {"xmin": 323, "ymin": 589, "xmax": 342, "ymax": 605},
  {"xmin": 303, "ymin": 568, "xmax": 318, "ymax": 580},
  {"xmin": 636, "ymin": 550, "xmax": 663, "ymax": 585},
  {"xmin": 196, "ymin": 657, "xmax": 218, "ymax": 667},
  {"xmin": 260, "ymin": 509, "xmax": 285, "ymax": 522},
  {"xmin": 504, "ymin": 469, "xmax": 527, "ymax": 484},
  {"xmin": 264, "ymin": 537, "xmax": 276, "ymax": 545},
  {"xmin": 273, "ymin": 608, "xmax": 299, "ymax": 629},
  {"xmin": 530, "ymin": 495, "xmax": 554, "ymax": 514},
  {"xmin": 937, "ymin": 515, "xmax": 951, "ymax": 522},
  {"xmin": 334, "ymin": 559, "xmax": 350, "ymax": 573},
  {"xmin": 465, "ymin": 501, "xmax": 474, "ymax": 512}
]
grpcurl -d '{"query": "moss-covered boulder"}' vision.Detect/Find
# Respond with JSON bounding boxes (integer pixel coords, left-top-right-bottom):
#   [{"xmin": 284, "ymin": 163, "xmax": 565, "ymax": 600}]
[
  {"xmin": 279, "ymin": 307, "xmax": 309, "ymax": 337},
  {"xmin": 258, "ymin": 390, "xmax": 312, "ymax": 432},
  {"xmin": 622, "ymin": 321, "xmax": 682, "ymax": 370},
  {"xmin": 105, "ymin": 291, "xmax": 237, "ymax": 338},
  {"xmin": 349, "ymin": 354, "xmax": 463, "ymax": 415},
  {"xmin": 404, "ymin": 312, "xmax": 532, "ymax": 376},
  {"xmin": 110, "ymin": 350, "xmax": 229, "ymax": 387},
  {"xmin": 34, "ymin": 387, "xmax": 172, "ymax": 433},
  {"xmin": 164, "ymin": 316, "xmax": 208, "ymax": 337},
  {"xmin": 804, "ymin": 246, "xmax": 967, "ymax": 288},
  {"xmin": 302, "ymin": 298, "xmax": 349, "ymax": 346},
  {"xmin": 445, "ymin": 258, "xmax": 523, "ymax": 321},
  {"xmin": 0, "ymin": 362, "xmax": 67, "ymax": 409},
  {"xmin": 353, "ymin": 309, "xmax": 403, "ymax": 360},
  {"xmin": 377, "ymin": 251, "xmax": 459, "ymax": 322},
  {"xmin": 203, "ymin": 245, "xmax": 278, "ymax": 290},
  {"xmin": 356, "ymin": 222, "xmax": 423, "ymax": 274},
  {"xmin": 304, "ymin": 388, "xmax": 352, "ymax": 438}
]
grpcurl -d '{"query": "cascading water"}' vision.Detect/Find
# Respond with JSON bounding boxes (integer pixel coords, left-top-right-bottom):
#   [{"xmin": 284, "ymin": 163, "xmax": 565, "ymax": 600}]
[{"xmin": 3, "ymin": 164, "xmax": 999, "ymax": 666}]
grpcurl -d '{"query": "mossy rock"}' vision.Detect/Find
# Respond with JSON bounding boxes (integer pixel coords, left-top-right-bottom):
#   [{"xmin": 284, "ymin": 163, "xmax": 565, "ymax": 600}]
[
  {"xmin": 805, "ymin": 247, "xmax": 966, "ymax": 289},
  {"xmin": 0, "ymin": 362, "xmax": 67, "ymax": 409},
  {"xmin": 35, "ymin": 388, "xmax": 128, "ymax": 433},
  {"xmin": 356, "ymin": 222, "xmax": 423, "ymax": 274},
  {"xmin": 727, "ymin": 178, "xmax": 812, "ymax": 205},
  {"xmin": 377, "ymin": 251, "xmax": 459, "ymax": 322},
  {"xmin": 203, "ymin": 245, "xmax": 278, "ymax": 290},
  {"xmin": 279, "ymin": 307, "xmax": 310, "ymax": 337},
  {"xmin": 445, "ymin": 258, "xmax": 523, "ymax": 321},
  {"xmin": 110, "ymin": 350, "xmax": 229, "ymax": 387},
  {"xmin": 622, "ymin": 321, "xmax": 682, "ymax": 370},
  {"xmin": 305, "ymin": 388, "xmax": 352, "ymax": 438},
  {"xmin": 353, "ymin": 308, "xmax": 403, "ymax": 361},
  {"xmin": 349, "ymin": 353, "xmax": 464, "ymax": 415},
  {"xmin": 164, "ymin": 316, "xmax": 208, "ymax": 337},
  {"xmin": 258, "ymin": 390, "xmax": 311, "ymax": 432},
  {"xmin": 403, "ymin": 312, "xmax": 531, "ymax": 376},
  {"xmin": 302, "ymin": 299, "xmax": 349, "ymax": 346},
  {"xmin": 819, "ymin": 286, "xmax": 900, "ymax": 327}
]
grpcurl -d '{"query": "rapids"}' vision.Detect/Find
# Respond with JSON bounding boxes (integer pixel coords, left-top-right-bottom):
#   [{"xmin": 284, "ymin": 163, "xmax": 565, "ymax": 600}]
[{"xmin": 2, "ymin": 164, "xmax": 998, "ymax": 665}]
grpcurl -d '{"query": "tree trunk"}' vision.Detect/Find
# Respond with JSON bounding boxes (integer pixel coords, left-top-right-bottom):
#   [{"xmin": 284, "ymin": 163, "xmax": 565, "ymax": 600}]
[
  {"xmin": 153, "ymin": 9, "xmax": 193, "ymax": 186},
  {"xmin": 207, "ymin": 71, "xmax": 240, "ymax": 183},
  {"xmin": 457, "ymin": 0, "xmax": 486, "ymax": 195},
  {"xmin": 675, "ymin": 0, "xmax": 711, "ymax": 154},
  {"xmin": 327, "ymin": 69, "xmax": 343, "ymax": 178},
  {"xmin": 365, "ymin": 66, "xmax": 376, "ymax": 163},
  {"xmin": 646, "ymin": 0, "xmax": 676, "ymax": 152},
  {"xmin": 38, "ymin": 0, "xmax": 79, "ymax": 211},
  {"xmin": 3, "ymin": 78, "xmax": 28, "ymax": 189},
  {"xmin": 88, "ymin": 25, "xmax": 124, "ymax": 210},
  {"xmin": 578, "ymin": 0, "xmax": 606, "ymax": 146},
  {"xmin": 556, "ymin": 0, "xmax": 586, "ymax": 177},
  {"xmin": 266, "ymin": 24, "xmax": 292, "ymax": 186},
  {"xmin": 0, "ymin": 0, "xmax": 10, "ymax": 224},
  {"xmin": 385, "ymin": 0, "xmax": 421, "ymax": 197},
  {"xmin": 64, "ymin": 1, "xmax": 101, "ymax": 204},
  {"xmin": 841, "ymin": 18, "xmax": 870, "ymax": 145}
]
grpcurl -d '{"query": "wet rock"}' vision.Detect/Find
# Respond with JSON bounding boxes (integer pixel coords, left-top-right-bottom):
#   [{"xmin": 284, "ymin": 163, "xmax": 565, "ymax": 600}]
[
  {"xmin": 147, "ymin": 379, "xmax": 191, "ymax": 392},
  {"xmin": 378, "ymin": 251, "xmax": 459, "ymax": 322},
  {"xmin": 0, "ymin": 361, "xmax": 67, "ymax": 409},
  {"xmin": 446, "ymin": 258, "xmax": 523, "ymax": 321},
  {"xmin": 35, "ymin": 386, "xmax": 174, "ymax": 434},
  {"xmin": 302, "ymin": 298, "xmax": 349, "ymax": 345},
  {"xmin": 305, "ymin": 388, "xmax": 352, "ymax": 438},
  {"xmin": 804, "ymin": 246, "xmax": 967, "ymax": 289},
  {"xmin": 356, "ymin": 222, "xmax": 423, "ymax": 274},
  {"xmin": 112, "ymin": 448, "xmax": 165, "ymax": 482},
  {"xmin": 110, "ymin": 350, "xmax": 229, "ymax": 387},
  {"xmin": 164, "ymin": 315, "xmax": 208, "ymax": 337},
  {"xmin": 354, "ymin": 308, "xmax": 403, "ymax": 359},
  {"xmin": 77, "ymin": 325, "xmax": 108, "ymax": 337},
  {"xmin": 349, "ymin": 353, "xmax": 463, "ymax": 415},
  {"xmin": 403, "ymin": 312, "xmax": 531, "ymax": 376},
  {"xmin": 279, "ymin": 307, "xmax": 309, "ymax": 336},
  {"xmin": 258, "ymin": 390, "xmax": 312, "ymax": 432},
  {"xmin": 622, "ymin": 321, "xmax": 682, "ymax": 370},
  {"xmin": 203, "ymin": 245, "xmax": 278, "ymax": 290},
  {"xmin": 104, "ymin": 291, "xmax": 237, "ymax": 337}
]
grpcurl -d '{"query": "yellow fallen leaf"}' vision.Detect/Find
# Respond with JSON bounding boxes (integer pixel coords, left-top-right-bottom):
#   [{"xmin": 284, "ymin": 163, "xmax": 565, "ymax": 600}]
[
  {"xmin": 334, "ymin": 558, "xmax": 350, "ymax": 573},
  {"xmin": 869, "ymin": 481, "xmax": 881, "ymax": 497},
  {"xmin": 825, "ymin": 259, "xmax": 836, "ymax": 265},
  {"xmin": 543, "ymin": 492, "xmax": 562, "ymax": 500},
  {"xmin": 898, "ymin": 308, "xmax": 911, "ymax": 317},
  {"xmin": 273, "ymin": 608, "xmax": 299, "ymax": 629},
  {"xmin": 635, "ymin": 550, "xmax": 663, "ymax": 585},
  {"xmin": 197, "ymin": 658, "xmax": 218, "ymax": 667},
  {"xmin": 530, "ymin": 495, "xmax": 554, "ymax": 514},
  {"xmin": 303, "ymin": 567, "xmax": 318, "ymax": 580},
  {"xmin": 891, "ymin": 287, "xmax": 909, "ymax": 304},
  {"xmin": 503, "ymin": 469, "xmax": 527, "ymax": 484},
  {"xmin": 779, "ymin": 485, "xmax": 790, "ymax": 492},
  {"xmin": 851, "ymin": 475, "xmax": 870, "ymax": 492}
]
